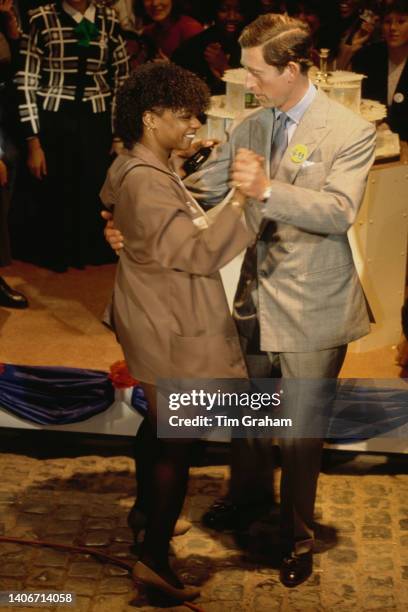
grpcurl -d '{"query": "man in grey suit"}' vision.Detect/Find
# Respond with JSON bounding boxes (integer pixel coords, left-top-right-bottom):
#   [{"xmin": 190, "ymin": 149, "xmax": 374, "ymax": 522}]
[
  {"xmin": 104, "ymin": 13, "xmax": 376, "ymax": 588},
  {"xmin": 186, "ymin": 12, "xmax": 376, "ymax": 587}
]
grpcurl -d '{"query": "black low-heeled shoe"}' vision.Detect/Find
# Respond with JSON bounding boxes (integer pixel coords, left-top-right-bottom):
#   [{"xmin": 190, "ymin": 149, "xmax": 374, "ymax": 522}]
[
  {"xmin": 279, "ymin": 550, "xmax": 313, "ymax": 588},
  {"xmin": 0, "ymin": 277, "xmax": 28, "ymax": 309},
  {"xmin": 202, "ymin": 497, "xmax": 269, "ymax": 531}
]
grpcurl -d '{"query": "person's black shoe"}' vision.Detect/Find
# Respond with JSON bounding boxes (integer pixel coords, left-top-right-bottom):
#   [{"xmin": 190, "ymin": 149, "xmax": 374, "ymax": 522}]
[
  {"xmin": 202, "ymin": 498, "xmax": 265, "ymax": 531},
  {"xmin": 0, "ymin": 277, "xmax": 29, "ymax": 309},
  {"xmin": 279, "ymin": 551, "xmax": 313, "ymax": 588},
  {"xmin": 202, "ymin": 499, "xmax": 239, "ymax": 531}
]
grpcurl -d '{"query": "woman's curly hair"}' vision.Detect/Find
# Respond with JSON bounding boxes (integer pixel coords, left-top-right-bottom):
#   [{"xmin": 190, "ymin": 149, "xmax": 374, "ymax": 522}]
[{"xmin": 115, "ymin": 62, "xmax": 210, "ymax": 149}]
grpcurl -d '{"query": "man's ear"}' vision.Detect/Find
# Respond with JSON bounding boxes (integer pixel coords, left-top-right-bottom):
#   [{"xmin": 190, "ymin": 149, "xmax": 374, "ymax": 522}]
[{"xmin": 285, "ymin": 61, "xmax": 301, "ymax": 82}]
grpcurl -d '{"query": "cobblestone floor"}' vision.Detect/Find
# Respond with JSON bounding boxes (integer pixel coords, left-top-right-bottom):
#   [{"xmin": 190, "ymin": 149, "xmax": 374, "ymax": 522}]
[{"xmin": 0, "ymin": 438, "xmax": 407, "ymax": 612}]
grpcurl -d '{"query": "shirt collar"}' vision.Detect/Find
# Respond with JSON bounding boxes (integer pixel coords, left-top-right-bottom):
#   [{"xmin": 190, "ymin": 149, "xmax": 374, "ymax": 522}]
[
  {"xmin": 62, "ymin": 1, "xmax": 96, "ymax": 24},
  {"xmin": 274, "ymin": 81, "xmax": 317, "ymax": 126}
]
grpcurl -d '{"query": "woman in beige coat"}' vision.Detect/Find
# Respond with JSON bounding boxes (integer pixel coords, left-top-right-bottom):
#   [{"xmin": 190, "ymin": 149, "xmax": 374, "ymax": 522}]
[{"xmin": 100, "ymin": 62, "xmax": 253, "ymax": 601}]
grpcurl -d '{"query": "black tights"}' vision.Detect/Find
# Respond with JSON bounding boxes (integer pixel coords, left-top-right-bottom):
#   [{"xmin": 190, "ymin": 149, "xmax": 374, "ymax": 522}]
[
  {"xmin": 133, "ymin": 418, "xmax": 157, "ymax": 516},
  {"xmin": 136, "ymin": 383, "xmax": 193, "ymax": 578}
]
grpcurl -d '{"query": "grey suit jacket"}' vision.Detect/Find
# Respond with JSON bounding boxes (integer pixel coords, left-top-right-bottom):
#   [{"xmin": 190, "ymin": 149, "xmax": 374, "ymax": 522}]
[{"xmin": 186, "ymin": 89, "xmax": 377, "ymax": 352}]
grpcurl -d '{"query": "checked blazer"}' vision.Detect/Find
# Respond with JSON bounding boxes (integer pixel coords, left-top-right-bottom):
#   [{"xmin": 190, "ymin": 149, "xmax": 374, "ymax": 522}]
[{"xmin": 15, "ymin": 3, "xmax": 129, "ymax": 137}]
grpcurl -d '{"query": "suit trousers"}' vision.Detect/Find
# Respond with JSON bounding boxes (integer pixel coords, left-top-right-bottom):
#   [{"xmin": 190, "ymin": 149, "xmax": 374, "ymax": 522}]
[{"xmin": 230, "ymin": 332, "xmax": 347, "ymax": 553}]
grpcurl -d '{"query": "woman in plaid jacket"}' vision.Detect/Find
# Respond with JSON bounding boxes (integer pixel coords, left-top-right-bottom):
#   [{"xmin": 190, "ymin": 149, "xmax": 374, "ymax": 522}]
[{"xmin": 15, "ymin": 0, "xmax": 130, "ymax": 271}]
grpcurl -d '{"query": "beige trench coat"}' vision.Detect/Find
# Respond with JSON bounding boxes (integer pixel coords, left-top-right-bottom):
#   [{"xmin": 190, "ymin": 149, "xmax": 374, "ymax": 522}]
[{"xmin": 100, "ymin": 144, "xmax": 254, "ymax": 384}]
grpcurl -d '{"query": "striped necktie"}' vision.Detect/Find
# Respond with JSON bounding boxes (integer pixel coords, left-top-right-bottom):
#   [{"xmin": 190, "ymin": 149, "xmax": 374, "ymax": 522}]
[{"xmin": 257, "ymin": 111, "xmax": 289, "ymax": 242}]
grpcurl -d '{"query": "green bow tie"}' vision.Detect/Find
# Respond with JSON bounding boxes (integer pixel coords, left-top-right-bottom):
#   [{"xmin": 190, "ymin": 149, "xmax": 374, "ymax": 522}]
[{"xmin": 74, "ymin": 18, "xmax": 99, "ymax": 48}]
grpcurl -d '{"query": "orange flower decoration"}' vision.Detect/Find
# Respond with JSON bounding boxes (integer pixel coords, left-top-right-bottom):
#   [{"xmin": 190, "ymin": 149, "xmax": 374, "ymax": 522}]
[{"xmin": 108, "ymin": 360, "xmax": 139, "ymax": 389}]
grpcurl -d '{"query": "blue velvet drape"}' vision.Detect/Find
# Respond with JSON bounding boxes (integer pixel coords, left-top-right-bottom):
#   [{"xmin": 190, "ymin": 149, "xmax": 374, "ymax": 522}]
[
  {"xmin": 0, "ymin": 365, "xmax": 406, "ymax": 442},
  {"xmin": 0, "ymin": 363, "xmax": 146, "ymax": 425}
]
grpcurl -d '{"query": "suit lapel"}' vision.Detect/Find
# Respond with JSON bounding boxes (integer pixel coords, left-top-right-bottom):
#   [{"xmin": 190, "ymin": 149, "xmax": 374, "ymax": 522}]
[
  {"xmin": 241, "ymin": 110, "xmax": 275, "ymax": 232},
  {"xmin": 276, "ymin": 90, "xmax": 330, "ymax": 184},
  {"xmin": 249, "ymin": 110, "xmax": 275, "ymax": 177}
]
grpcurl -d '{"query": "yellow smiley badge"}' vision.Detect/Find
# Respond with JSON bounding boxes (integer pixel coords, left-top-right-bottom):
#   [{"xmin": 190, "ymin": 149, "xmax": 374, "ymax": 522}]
[{"xmin": 290, "ymin": 144, "xmax": 308, "ymax": 164}]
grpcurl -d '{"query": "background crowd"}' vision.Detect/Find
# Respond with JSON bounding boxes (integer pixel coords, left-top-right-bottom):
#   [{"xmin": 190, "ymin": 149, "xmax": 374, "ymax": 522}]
[{"xmin": 0, "ymin": 0, "xmax": 407, "ymax": 307}]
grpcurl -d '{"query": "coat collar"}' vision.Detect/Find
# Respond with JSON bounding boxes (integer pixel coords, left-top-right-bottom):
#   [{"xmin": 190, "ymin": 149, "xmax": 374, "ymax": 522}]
[
  {"xmin": 62, "ymin": 1, "xmax": 96, "ymax": 24},
  {"xmin": 125, "ymin": 142, "xmax": 209, "ymax": 223},
  {"xmin": 127, "ymin": 142, "xmax": 178, "ymax": 179}
]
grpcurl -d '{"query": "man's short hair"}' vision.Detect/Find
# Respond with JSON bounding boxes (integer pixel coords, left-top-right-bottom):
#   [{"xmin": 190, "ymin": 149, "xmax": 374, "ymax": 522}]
[{"xmin": 239, "ymin": 13, "xmax": 313, "ymax": 74}]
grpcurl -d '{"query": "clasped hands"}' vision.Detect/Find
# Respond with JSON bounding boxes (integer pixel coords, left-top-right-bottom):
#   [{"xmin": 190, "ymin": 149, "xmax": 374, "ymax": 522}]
[
  {"xmin": 231, "ymin": 148, "xmax": 271, "ymax": 201},
  {"xmin": 102, "ymin": 147, "xmax": 272, "ymax": 253}
]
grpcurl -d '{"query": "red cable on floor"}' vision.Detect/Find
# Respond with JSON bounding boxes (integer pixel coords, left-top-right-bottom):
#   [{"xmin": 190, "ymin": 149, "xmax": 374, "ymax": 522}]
[{"xmin": 0, "ymin": 535, "xmax": 205, "ymax": 612}]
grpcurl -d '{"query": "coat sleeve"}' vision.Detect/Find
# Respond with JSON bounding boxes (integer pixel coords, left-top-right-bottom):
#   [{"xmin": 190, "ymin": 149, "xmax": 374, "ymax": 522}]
[
  {"xmin": 261, "ymin": 121, "xmax": 376, "ymax": 235},
  {"xmin": 183, "ymin": 114, "xmax": 254, "ymax": 205},
  {"xmin": 183, "ymin": 131, "xmax": 237, "ymax": 205},
  {"xmin": 116, "ymin": 167, "xmax": 254, "ymax": 276},
  {"xmin": 14, "ymin": 14, "xmax": 43, "ymax": 137},
  {"xmin": 107, "ymin": 9, "xmax": 130, "ymax": 130}
]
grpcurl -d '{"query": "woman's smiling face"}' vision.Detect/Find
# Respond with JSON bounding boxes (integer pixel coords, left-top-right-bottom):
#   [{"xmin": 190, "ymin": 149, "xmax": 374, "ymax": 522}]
[
  {"xmin": 216, "ymin": 0, "xmax": 246, "ymax": 37},
  {"xmin": 383, "ymin": 11, "xmax": 408, "ymax": 48},
  {"xmin": 144, "ymin": 0, "xmax": 172, "ymax": 23},
  {"xmin": 146, "ymin": 108, "xmax": 201, "ymax": 155},
  {"xmin": 338, "ymin": 0, "xmax": 360, "ymax": 19}
]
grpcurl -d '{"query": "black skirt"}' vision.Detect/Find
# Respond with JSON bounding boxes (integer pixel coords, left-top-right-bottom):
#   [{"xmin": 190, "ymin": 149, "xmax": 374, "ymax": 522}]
[{"xmin": 31, "ymin": 105, "xmax": 116, "ymax": 271}]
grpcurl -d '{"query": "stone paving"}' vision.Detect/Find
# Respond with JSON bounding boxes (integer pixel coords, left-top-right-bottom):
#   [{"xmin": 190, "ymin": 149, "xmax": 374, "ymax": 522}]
[{"xmin": 0, "ymin": 439, "xmax": 407, "ymax": 612}]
